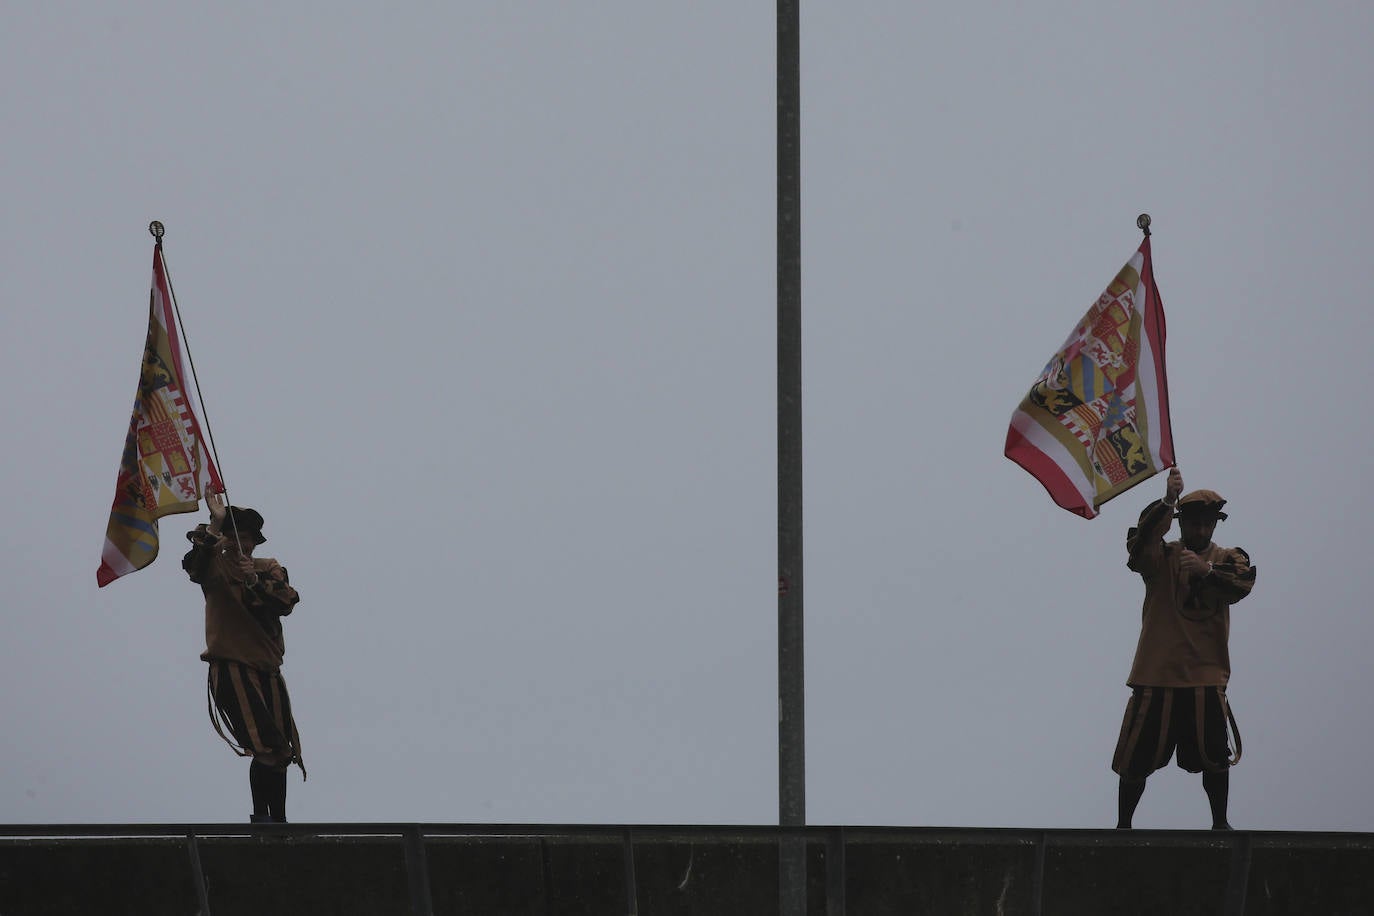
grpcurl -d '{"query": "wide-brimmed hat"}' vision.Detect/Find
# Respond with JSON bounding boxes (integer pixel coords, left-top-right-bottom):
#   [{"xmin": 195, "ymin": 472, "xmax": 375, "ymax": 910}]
[
  {"xmin": 224, "ymin": 506, "xmax": 267, "ymax": 544},
  {"xmin": 1176, "ymin": 489, "xmax": 1228, "ymax": 520}
]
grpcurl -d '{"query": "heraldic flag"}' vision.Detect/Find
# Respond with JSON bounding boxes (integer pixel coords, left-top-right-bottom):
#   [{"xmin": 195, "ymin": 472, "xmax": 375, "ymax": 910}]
[
  {"xmin": 1004, "ymin": 237, "xmax": 1174, "ymax": 519},
  {"xmin": 97, "ymin": 246, "xmax": 222, "ymax": 587}
]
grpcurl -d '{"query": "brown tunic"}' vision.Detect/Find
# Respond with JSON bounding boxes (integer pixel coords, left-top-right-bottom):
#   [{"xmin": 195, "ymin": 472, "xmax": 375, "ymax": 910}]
[
  {"xmin": 1125, "ymin": 500, "xmax": 1256, "ymax": 687},
  {"xmin": 183, "ymin": 525, "xmax": 300, "ymax": 671}
]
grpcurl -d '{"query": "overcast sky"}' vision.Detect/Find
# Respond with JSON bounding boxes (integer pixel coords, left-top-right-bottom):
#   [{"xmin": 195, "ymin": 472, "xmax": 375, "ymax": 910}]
[{"xmin": 4, "ymin": 2, "xmax": 1373, "ymax": 831}]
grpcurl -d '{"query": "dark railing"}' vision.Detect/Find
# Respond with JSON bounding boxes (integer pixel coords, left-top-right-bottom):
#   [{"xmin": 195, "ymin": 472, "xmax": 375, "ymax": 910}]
[{"xmin": 3, "ymin": 823, "xmax": 1372, "ymax": 916}]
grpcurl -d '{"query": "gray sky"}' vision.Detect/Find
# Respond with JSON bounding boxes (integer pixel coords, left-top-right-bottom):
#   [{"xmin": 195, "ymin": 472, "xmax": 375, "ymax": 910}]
[{"xmin": 4, "ymin": 2, "xmax": 1372, "ymax": 830}]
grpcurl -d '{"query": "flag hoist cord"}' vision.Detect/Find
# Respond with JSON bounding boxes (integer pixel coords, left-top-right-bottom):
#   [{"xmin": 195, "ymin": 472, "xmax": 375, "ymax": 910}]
[{"xmin": 155, "ymin": 233, "xmax": 251, "ymax": 554}]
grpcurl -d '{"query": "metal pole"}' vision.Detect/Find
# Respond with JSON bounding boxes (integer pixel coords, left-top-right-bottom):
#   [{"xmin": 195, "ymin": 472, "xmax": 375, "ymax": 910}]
[
  {"xmin": 777, "ymin": 1, "xmax": 806, "ymax": 913},
  {"xmin": 185, "ymin": 832, "xmax": 212, "ymax": 916},
  {"xmin": 622, "ymin": 828, "xmax": 641, "ymax": 916},
  {"xmin": 403, "ymin": 825, "xmax": 435, "ymax": 916}
]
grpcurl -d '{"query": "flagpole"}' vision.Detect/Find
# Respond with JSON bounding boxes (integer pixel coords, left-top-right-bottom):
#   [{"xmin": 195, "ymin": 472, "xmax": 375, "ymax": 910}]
[
  {"xmin": 777, "ymin": 1, "xmax": 805, "ymax": 915},
  {"xmin": 1135, "ymin": 211, "xmax": 1176, "ymax": 478},
  {"xmin": 149, "ymin": 220, "xmax": 245, "ymax": 549}
]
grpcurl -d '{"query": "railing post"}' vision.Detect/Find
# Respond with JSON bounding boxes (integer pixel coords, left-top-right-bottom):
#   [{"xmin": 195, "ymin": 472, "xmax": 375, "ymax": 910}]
[
  {"xmin": 1223, "ymin": 832, "xmax": 1252, "ymax": 916},
  {"xmin": 185, "ymin": 831, "xmax": 212, "ymax": 916},
  {"xmin": 403, "ymin": 825, "xmax": 434, "ymax": 916},
  {"xmin": 825, "ymin": 827, "xmax": 846, "ymax": 916},
  {"xmin": 622, "ymin": 828, "xmax": 640, "ymax": 916},
  {"xmin": 1029, "ymin": 830, "xmax": 1047, "ymax": 916}
]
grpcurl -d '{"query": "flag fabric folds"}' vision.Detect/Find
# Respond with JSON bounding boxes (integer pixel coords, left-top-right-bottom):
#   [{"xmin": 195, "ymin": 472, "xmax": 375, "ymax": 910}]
[
  {"xmin": 97, "ymin": 246, "xmax": 221, "ymax": 587},
  {"xmin": 1004, "ymin": 237, "xmax": 1173, "ymax": 519}
]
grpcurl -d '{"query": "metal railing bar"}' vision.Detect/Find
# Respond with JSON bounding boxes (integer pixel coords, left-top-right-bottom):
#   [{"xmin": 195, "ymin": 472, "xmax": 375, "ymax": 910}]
[{"xmin": 2, "ymin": 823, "xmax": 1371, "ymax": 845}]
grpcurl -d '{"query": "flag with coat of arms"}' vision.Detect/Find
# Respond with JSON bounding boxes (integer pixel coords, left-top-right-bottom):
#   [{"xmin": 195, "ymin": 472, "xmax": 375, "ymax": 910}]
[
  {"xmin": 97, "ymin": 243, "xmax": 221, "ymax": 586},
  {"xmin": 1004, "ymin": 233, "xmax": 1174, "ymax": 518}
]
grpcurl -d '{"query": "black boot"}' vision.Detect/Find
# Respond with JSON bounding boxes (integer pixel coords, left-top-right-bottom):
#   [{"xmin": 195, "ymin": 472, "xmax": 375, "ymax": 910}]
[
  {"xmin": 1117, "ymin": 778, "xmax": 1147, "ymax": 829},
  {"xmin": 250, "ymin": 759, "xmax": 288, "ymax": 823},
  {"xmin": 1203, "ymin": 769, "xmax": 1231, "ymax": 830},
  {"xmin": 269, "ymin": 767, "xmax": 288, "ymax": 823}
]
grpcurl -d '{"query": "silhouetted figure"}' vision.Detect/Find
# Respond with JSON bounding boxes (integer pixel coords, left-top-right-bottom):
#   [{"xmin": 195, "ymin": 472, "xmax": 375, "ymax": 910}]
[
  {"xmin": 184, "ymin": 491, "xmax": 304, "ymax": 823},
  {"xmin": 1113, "ymin": 468, "xmax": 1255, "ymax": 829}
]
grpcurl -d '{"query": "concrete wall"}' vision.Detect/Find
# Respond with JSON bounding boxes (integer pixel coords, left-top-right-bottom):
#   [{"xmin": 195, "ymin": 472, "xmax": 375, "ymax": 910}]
[{"xmin": 2, "ymin": 826, "xmax": 1371, "ymax": 915}]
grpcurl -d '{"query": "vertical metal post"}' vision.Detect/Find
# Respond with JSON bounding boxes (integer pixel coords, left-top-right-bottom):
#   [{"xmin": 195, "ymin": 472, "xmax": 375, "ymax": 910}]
[
  {"xmin": 403, "ymin": 825, "xmax": 435, "ymax": 916},
  {"xmin": 185, "ymin": 832, "xmax": 212, "ymax": 916},
  {"xmin": 1029, "ymin": 831, "xmax": 1047, "ymax": 916},
  {"xmin": 539, "ymin": 837, "xmax": 554, "ymax": 916},
  {"xmin": 825, "ymin": 827, "xmax": 846, "ymax": 916},
  {"xmin": 1223, "ymin": 832, "xmax": 1253, "ymax": 916},
  {"xmin": 622, "ymin": 828, "xmax": 641, "ymax": 916},
  {"xmin": 777, "ymin": 1, "xmax": 806, "ymax": 914}
]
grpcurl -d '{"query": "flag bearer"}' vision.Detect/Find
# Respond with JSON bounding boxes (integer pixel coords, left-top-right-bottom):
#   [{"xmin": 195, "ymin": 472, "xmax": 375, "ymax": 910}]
[
  {"xmin": 1113, "ymin": 467, "xmax": 1256, "ymax": 829},
  {"xmin": 183, "ymin": 491, "xmax": 304, "ymax": 823}
]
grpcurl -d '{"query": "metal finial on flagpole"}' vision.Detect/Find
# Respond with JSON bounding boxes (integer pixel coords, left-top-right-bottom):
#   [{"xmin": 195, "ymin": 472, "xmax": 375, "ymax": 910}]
[
  {"xmin": 149, "ymin": 221, "xmax": 166, "ymax": 242},
  {"xmin": 1137, "ymin": 213, "xmax": 1151, "ymax": 237}
]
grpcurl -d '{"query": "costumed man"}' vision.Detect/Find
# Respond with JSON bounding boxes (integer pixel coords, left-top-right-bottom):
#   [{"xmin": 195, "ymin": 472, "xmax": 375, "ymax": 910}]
[
  {"xmin": 1112, "ymin": 467, "xmax": 1256, "ymax": 829},
  {"xmin": 183, "ymin": 490, "xmax": 305, "ymax": 823}
]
